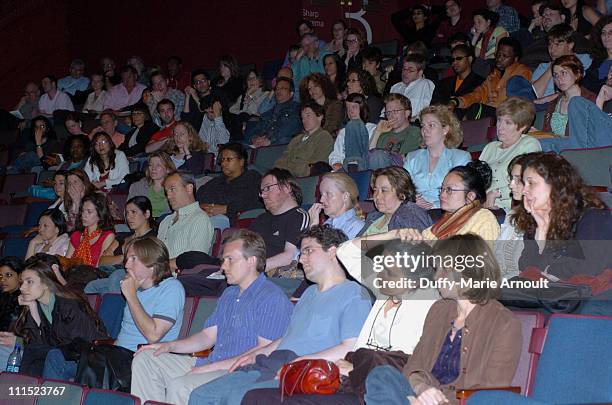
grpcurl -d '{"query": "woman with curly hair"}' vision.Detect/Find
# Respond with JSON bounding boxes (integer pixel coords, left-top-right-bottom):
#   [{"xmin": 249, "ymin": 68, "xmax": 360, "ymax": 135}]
[
  {"xmin": 164, "ymin": 121, "xmax": 208, "ymax": 176},
  {"xmin": 516, "ymin": 153, "xmax": 611, "ymax": 281},
  {"xmin": 299, "ymin": 72, "xmax": 344, "ymax": 135}
]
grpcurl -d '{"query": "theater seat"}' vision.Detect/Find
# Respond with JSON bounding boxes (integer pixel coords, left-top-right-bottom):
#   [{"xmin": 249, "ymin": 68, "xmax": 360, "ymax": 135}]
[
  {"xmin": 188, "ymin": 296, "xmax": 218, "ymax": 336},
  {"xmin": 97, "ymin": 293, "xmax": 126, "ymax": 339},
  {"xmin": 0, "ymin": 204, "xmax": 28, "ymax": 228},
  {"xmin": 178, "ymin": 296, "xmax": 198, "ymax": 339},
  {"xmin": 250, "ymin": 144, "xmax": 288, "ymax": 174},
  {"xmin": 1, "ymin": 173, "xmax": 37, "ymax": 195},
  {"xmin": 37, "ymin": 379, "xmax": 87, "ymax": 405},
  {"xmin": 83, "ymin": 388, "xmax": 141, "ymax": 405},
  {"xmin": 0, "ymin": 372, "xmax": 40, "ymax": 405},
  {"xmin": 560, "ymin": 146, "xmax": 612, "ymax": 188},
  {"xmin": 295, "ymin": 175, "xmax": 320, "ymax": 206}
]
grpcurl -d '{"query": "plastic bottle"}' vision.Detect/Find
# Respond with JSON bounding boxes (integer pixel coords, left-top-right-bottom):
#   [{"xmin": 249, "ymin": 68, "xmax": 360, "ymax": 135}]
[{"xmin": 5, "ymin": 344, "xmax": 23, "ymax": 373}]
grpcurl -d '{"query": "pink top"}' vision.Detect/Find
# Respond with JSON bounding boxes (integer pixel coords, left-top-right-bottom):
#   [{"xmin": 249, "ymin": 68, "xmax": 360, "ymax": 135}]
[
  {"xmin": 103, "ymin": 83, "xmax": 146, "ymax": 111},
  {"xmin": 69, "ymin": 230, "xmax": 113, "ymax": 266},
  {"xmin": 33, "ymin": 233, "xmax": 70, "ymax": 256}
]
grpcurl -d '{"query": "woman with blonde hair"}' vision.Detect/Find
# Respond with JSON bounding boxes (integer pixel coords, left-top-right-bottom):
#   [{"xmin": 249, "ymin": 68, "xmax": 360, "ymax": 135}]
[
  {"xmin": 404, "ymin": 105, "xmax": 471, "ymax": 209},
  {"xmin": 128, "ymin": 151, "xmax": 176, "ymax": 219},
  {"xmin": 308, "ymin": 172, "xmax": 365, "ymax": 239},
  {"xmin": 164, "ymin": 121, "xmax": 208, "ymax": 176}
]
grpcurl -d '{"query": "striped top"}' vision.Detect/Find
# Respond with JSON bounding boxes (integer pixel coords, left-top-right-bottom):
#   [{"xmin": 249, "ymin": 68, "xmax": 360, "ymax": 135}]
[
  {"xmin": 157, "ymin": 201, "xmax": 214, "ymax": 258},
  {"xmin": 197, "ymin": 273, "xmax": 293, "ymax": 365}
]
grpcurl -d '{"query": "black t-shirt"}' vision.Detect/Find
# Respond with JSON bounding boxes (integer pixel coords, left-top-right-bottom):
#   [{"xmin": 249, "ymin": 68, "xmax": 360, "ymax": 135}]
[{"xmin": 249, "ymin": 206, "xmax": 309, "ymax": 257}]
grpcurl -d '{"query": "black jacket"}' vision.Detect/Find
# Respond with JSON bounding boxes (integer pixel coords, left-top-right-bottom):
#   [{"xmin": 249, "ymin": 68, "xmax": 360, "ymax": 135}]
[
  {"xmin": 19, "ymin": 295, "xmax": 109, "ymax": 376},
  {"xmin": 431, "ymin": 71, "xmax": 485, "ymax": 105},
  {"xmin": 0, "ymin": 290, "xmax": 20, "ymax": 331},
  {"xmin": 120, "ymin": 121, "xmax": 160, "ymax": 157}
]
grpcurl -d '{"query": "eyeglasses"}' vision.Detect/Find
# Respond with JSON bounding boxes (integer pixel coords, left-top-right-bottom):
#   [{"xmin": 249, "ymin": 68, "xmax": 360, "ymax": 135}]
[
  {"xmin": 194, "ymin": 79, "xmax": 208, "ymax": 85},
  {"xmin": 259, "ymin": 183, "xmax": 279, "ymax": 196},
  {"xmin": 347, "ymin": 79, "xmax": 360, "ymax": 83},
  {"xmin": 384, "ymin": 109, "xmax": 407, "ymax": 117},
  {"xmin": 218, "ymin": 157, "xmax": 240, "ymax": 163},
  {"xmin": 366, "ymin": 298, "xmax": 402, "ymax": 351},
  {"xmin": 95, "ymin": 140, "xmax": 110, "ymax": 146},
  {"xmin": 451, "ymin": 56, "xmax": 467, "ymax": 62},
  {"xmin": 438, "ymin": 186, "xmax": 469, "ymax": 195}
]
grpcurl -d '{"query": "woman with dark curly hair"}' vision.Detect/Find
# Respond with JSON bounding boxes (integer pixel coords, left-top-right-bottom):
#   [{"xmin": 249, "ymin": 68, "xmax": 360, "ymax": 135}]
[
  {"xmin": 583, "ymin": 16, "xmax": 612, "ymax": 93},
  {"xmin": 345, "ymin": 67, "xmax": 384, "ymax": 122},
  {"xmin": 515, "ymin": 153, "xmax": 611, "ymax": 281},
  {"xmin": 323, "ymin": 53, "xmax": 347, "ymax": 95},
  {"xmin": 299, "ymin": 72, "xmax": 344, "ymax": 135}
]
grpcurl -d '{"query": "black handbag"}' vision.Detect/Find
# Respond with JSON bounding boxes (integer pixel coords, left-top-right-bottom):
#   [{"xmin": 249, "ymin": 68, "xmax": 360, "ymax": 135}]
[
  {"xmin": 75, "ymin": 344, "xmax": 134, "ymax": 392},
  {"xmin": 499, "ymin": 276, "xmax": 592, "ymax": 313}
]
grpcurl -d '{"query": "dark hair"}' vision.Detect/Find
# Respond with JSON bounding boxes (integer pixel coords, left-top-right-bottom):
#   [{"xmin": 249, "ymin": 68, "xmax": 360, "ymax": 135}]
[
  {"xmin": 264, "ymin": 168, "xmax": 303, "ymax": 205},
  {"xmin": 64, "ymin": 168, "xmax": 94, "ymax": 217},
  {"xmin": 31, "ymin": 115, "xmax": 56, "ymax": 141},
  {"xmin": 552, "ymin": 54, "xmax": 584, "ymax": 83},
  {"xmin": 300, "ymin": 100, "xmax": 325, "ymax": 118},
  {"xmin": 372, "ymin": 166, "xmax": 418, "ymax": 203},
  {"xmin": 497, "ymin": 37, "xmax": 522, "ymax": 59},
  {"xmin": 201, "ymin": 94, "xmax": 223, "ymax": 110},
  {"xmin": 38, "ymin": 208, "xmax": 67, "ymax": 236},
  {"xmin": 591, "ymin": 16, "xmax": 612, "ymax": 60},
  {"xmin": 448, "ymin": 32, "xmax": 471, "ymax": 48},
  {"xmin": 296, "ymin": 19, "xmax": 314, "ymax": 35},
  {"xmin": 299, "ymin": 224, "xmax": 348, "ymax": 251},
  {"xmin": 546, "ymin": 23, "xmax": 575, "ymax": 43},
  {"xmin": 64, "ymin": 134, "xmax": 90, "ymax": 162},
  {"xmin": 346, "ymin": 67, "xmax": 378, "ymax": 97},
  {"xmin": 451, "ymin": 44, "xmax": 475, "ymax": 58},
  {"xmin": 219, "ymin": 143, "xmax": 248, "ymax": 169},
  {"xmin": 345, "ymin": 93, "xmax": 370, "ymax": 122},
  {"xmin": 0, "ymin": 256, "xmax": 25, "ymax": 275},
  {"xmin": 224, "ymin": 229, "xmax": 267, "ymax": 273},
  {"xmin": 76, "ymin": 193, "xmax": 115, "ymax": 232},
  {"xmin": 541, "ymin": 4, "xmax": 571, "ymax": 22},
  {"xmin": 412, "ymin": 4, "xmax": 430, "ymax": 17},
  {"xmin": 361, "ymin": 46, "xmax": 383, "ymax": 65},
  {"xmin": 42, "ymin": 75, "xmax": 57, "ymax": 85},
  {"xmin": 149, "ymin": 70, "xmax": 167, "ymax": 81},
  {"xmin": 473, "ymin": 8, "xmax": 500, "ymax": 27},
  {"xmin": 120, "ymin": 65, "xmax": 138, "ymax": 76},
  {"xmin": 513, "ymin": 153, "xmax": 606, "ymax": 240},
  {"xmin": 448, "ymin": 161, "xmax": 491, "ymax": 204},
  {"xmin": 126, "ymin": 196, "xmax": 156, "ymax": 230},
  {"xmin": 90, "ymin": 131, "xmax": 117, "ymax": 173},
  {"xmin": 156, "ymin": 98, "xmax": 175, "ymax": 112},
  {"xmin": 64, "ymin": 113, "xmax": 82, "ymax": 127},
  {"xmin": 168, "ymin": 55, "xmax": 183, "ymax": 65},
  {"xmin": 299, "ymin": 72, "xmax": 338, "ymax": 104},
  {"xmin": 331, "ymin": 19, "xmax": 347, "ymax": 33},
  {"xmin": 191, "ymin": 68, "xmax": 211, "ymax": 82},
  {"xmin": 276, "ymin": 76, "xmax": 295, "ymax": 92},
  {"xmin": 131, "ymin": 103, "xmax": 152, "ymax": 122},
  {"xmin": 323, "ymin": 53, "xmax": 347, "ymax": 90},
  {"xmin": 403, "ymin": 53, "xmax": 427, "ymax": 71},
  {"xmin": 218, "ymin": 54, "xmax": 240, "ymax": 78}
]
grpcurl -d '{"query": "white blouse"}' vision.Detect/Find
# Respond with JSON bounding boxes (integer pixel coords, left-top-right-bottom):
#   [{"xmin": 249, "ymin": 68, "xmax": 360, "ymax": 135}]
[{"xmin": 84, "ymin": 149, "xmax": 130, "ymax": 189}]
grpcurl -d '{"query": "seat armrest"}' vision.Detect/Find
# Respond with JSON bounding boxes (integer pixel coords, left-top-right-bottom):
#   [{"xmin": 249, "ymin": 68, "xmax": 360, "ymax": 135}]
[
  {"xmin": 190, "ymin": 348, "xmax": 213, "ymax": 358},
  {"xmin": 456, "ymin": 386, "xmax": 521, "ymax": 399},
  {"xmin": 93, "ymin": 339, "xmax": 116, "ymax": 346}
]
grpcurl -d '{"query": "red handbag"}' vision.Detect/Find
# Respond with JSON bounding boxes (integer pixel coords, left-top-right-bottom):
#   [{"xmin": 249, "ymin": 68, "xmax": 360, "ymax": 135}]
[{"xmin": 279, "ymin": 359, "xmax": 341, "ymax": 399}]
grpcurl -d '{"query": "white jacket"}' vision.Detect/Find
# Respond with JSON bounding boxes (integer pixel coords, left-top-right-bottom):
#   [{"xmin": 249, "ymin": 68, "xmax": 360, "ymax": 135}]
[{"xmin": 84, "ymin": 149, "xmax": 130, "ymax": 189}]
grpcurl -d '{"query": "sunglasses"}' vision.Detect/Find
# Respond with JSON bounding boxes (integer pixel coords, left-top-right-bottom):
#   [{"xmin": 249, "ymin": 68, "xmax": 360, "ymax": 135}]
[{"xmin": 451, "ymin": 56, "xmax": 467, "ymax": 62}]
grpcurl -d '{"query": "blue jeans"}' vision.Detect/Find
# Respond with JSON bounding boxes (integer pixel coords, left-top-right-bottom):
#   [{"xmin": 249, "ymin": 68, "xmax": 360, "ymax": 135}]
[
  {"xmin": 0, "ymin": 344, "xmax": 12, "ymax": 370},
  {"xmin": 188, "ymin": 370, "xmax": 279, "ymax": 405},
  {"xmin": 42, "ymin": 348, "xmax": 77, "ymax": 381},
  {"xmin": 84, "ymin": 269, "xmax": 125, "ymax": 294},
  {"xmin": 7, "ymin": 151, "xmax": 43, "ymax": 174},
  {"xmin": 210, "ymin": 214, "xmax": 230, "ymax": 231},
  {"xmin": 540, "ymin": 96, "xmax": 612, "ymax": 153},
  {"xmin": 364, "ymin": 365, "xmax": 415, "ymax": 405},
  {"xmin": 506, "ymin": 76, "xmax": 536, "ymax": 101}
]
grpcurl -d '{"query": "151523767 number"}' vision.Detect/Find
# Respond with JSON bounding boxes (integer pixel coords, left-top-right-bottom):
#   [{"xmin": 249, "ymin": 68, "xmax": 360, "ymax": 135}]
[{"xmin": 8, "ymin": 386, "xmax": 66, "ymax": 396}]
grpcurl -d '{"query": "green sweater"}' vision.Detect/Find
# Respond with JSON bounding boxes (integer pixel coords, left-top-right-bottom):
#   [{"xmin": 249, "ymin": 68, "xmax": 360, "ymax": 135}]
[
  {"xmin": 275, "ymin": 128, "xmax": 334, "ymax": 177},
  {"xmin": 376, "ymin": 125, "xmax": 422, "ymax": 156}
]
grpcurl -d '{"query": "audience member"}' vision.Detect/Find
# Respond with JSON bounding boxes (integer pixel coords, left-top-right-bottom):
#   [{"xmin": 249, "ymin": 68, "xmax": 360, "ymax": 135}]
[
  {"xmin": 163, "ymin": 121, "xmax": 208, "ymax": 175},
  {"xmin": 128, "ymin": 151, "xmax": 176, "ymax": 218},
  {"xmin": 10, "ymin": 82, "xmax": 40, "ymax": 128},
  {"xmin": 197, "ymin": 143, "xmax": 264, "ymax": 228},
  {"xmin": 390, "ymin": 5, "xmax": 438, "ymax": 47},
  {"xmin": 103, "ymin": 66, "xmax": 146, "ymax": 111},
  {"xmin": 532, "ymin": 24, "xmax": 592, "ymax": 98},
  {"xmin": 101, "ymin": 57, "xmax": 121, "ymax": 89},
  {"xmin": 325, "ymin": 19, "xmax": 347, "ymax": 56},
  {"xmin": 147, "ymin": 71, "xmax": 185, "ymax": 125},
  {"xmin": 299, "ymin": 73, "xmax": 343, "ymax": 135},
  {"xmin": 405, "ymin": 105, "xmax": 471, "ymax": 210},
  {"xmin": 390, "ymin": 54, "xmax": 435, "ymax": 120},
  {"xmin": 158, "ymin": 172, "xmax": 214, "ymax": 271},
  {"xmin": 197, "ymin": 97, "xmax": 230, "ymax": 156},
  {"xmin": 214, "ymin": 54, "xmax": 243, "ymax": 106},
  {"xmin": 127, "ymin": 55, "xmax": 148, "ymax": 86},
  {"xmin": 0, "ymin": 257, "xmax": 25, "ymax": 332},
  {"xmin": 38, "ymin": 75, "xmax": 74, "ymax": 116},
  {"xmin": 364, "ymin": 234, "xmax": 521, "ymax": 404},
  {"xmin": 187, "ymin": 225, "xmax": 371, "ymax": 405},
  {"xmin": 166, "ymin": 56, "xmax": 191, "ymax": 90},
  {"xmin": 293, "ymin": 33, "xmax": 333, "ymax": 99},
  {"xmin": 583, "ymin": 16, "xmax": 612, "ymax": 93},
  {"xmin": 25, "ymin": 209, "xmax": 70, "ymax": 259},
  {"xmin": 82, "ymin": 73, "xmax": 107, "ymax": 113},
  {"xmin": 361, "ymin": 46, "xmax": 386, "ymax": 95},
  {"xmin": 471, "ymin": 8, "xmax": 509, "ymax": 62},
  {"xmin": 344, "ymin": 28, "xmax": 366, "ymax": 71},
  {"xmin": 48, "ymin": 170, "xmax": 68, "ymax": 215},
  {"xmin": 131, "ymin": 229, "xmax": 293, "ymax": 404},
  {"xmin": 249, "ymin": 168, "xmax": 309, "ymax": 270},
  {"xmin": 57, "ymin": 58, "xmax": 89, "ymax": 100},
  {"xmin": 64, "ymin": 169, "xmax": 95, "ymax": 232},
  {"xmin": 433, "ymin": 0, "xmax": 473, "ymax": 47},
  {"xmin": 182, "ymin": 69, "xmax": 214, "ymax": 129},
  {"xmin": 451, "ymin": 37, "xmax": 531, "ymax": 120},
  {"xmin": 323, "ymin": 53, "xmax": 347, "ymax": 95},
  {"xmin": 120, "ymin": 104, "xmax": 159, "ymax": 157},
  {"xmin": 481, "ymin": 97, "xmax": 541, "ymax": 212},
  {"xmin": 308, "ymin": 172, "xmax": 365, "ymax": 239},
  {"xmin": 56, "ymin": 134, "xmax": 89, "ymax": 171},
  {"xmin": 7, "ymin": 115, "xmax": 61, "ymax": 174},
  {"xmin": 561, "ymin": 0, "xmax": 598, "ymax": 36},
  {"xmin": 359, "ymin": 167, "xmax": 433, "ymax": 236},
  {"xmin": 369, "ymin": 94, "xmax": 421, "ymax": 169},
  {"xmin": 487, "ymin": 0, "xmax": 520, "ymax": 33},
  {"xmin": 329, "ymin": 93, "xmax": 377, "ymax": 171},
  {"xmin": 88, "ymin": 110, "xmax": 125, "ymax": 147},
  {"xmin": 275, "ymin": 101, "xmax": 334, "ymax": 177},
  {"xmin": 229, "ymin": 69, "xmax": 268, "ymax": 128},
  {"xmin": 248, "ymin": 77, "xmax": 301, "ymax": 147},
  {"xmin": 346, "ymin": 67, "xmax": 384, "ymax": 122},
  {"xmin": 84, "ymin": 131, "xmax": 130, "ymax": 190},
  {"xmin": 146, "ymin": 99, "xmax": 179, "ymax": 152},
  {"xmin": 7, "ymin": 255, "xmax": 109, "ymax": 378}
]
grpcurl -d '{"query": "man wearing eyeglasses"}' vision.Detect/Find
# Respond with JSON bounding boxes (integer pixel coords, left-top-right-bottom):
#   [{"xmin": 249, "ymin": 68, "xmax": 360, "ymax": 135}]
[
  {"xmin": 389, "ymin": 54, "xmax": 435, "ymax": 120},
  {"xmin": 182, "ymin": 69, "xmax": 215, "ymax": 129}
]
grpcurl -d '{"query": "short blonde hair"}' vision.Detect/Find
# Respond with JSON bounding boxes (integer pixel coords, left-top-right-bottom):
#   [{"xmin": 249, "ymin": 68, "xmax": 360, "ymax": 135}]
[
  {"xmin": 164, "ymin": 121, "xmax": 207, "ymax": 155},
  {"xmin": 420, "ymin": 105, "xmax": 463, "ymax": 148},
  {"xmin": 321, "ymin": 172, "xmax": 363, "ymax": 218},
  {"xmin": 496, "ymin": 97, "xmax": 536, "ymax": 133}
]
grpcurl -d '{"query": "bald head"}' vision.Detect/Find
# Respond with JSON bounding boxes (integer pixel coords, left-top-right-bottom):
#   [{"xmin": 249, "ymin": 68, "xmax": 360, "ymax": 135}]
[{"xmin": 24, "ymin": 82, "xmax": 41, "ymax": 102}]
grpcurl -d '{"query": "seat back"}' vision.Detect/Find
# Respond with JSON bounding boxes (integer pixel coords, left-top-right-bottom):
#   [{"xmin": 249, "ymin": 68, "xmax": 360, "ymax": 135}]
[
  {"xmin": 560, "ymin": 146, "xmax": 612, "ymax": 188},
  {"xmin": 511, "ymin": 311, "xmax": 545, "ymax": 396},
  {"xmin": 236, "ymin": 208, "xmax": 266, "ymax": 229},
  {"xmin": 86, "ymin": 294, "xmax": 102, "ymax": 312},
  {"xmin": 460, "ymin": 118, "xmax": 492, "ymax": 149},
  {"xmin": 188, "ymin": 296, "xmax": 218, "ymax": 336},
  {"xmin": 348, "ymin": 170, "xmax": 372, "ymax": 201},
  {"xmin": 0, "ymin": 129, "xmax": 19, "ymax": 147},
  {"xmin": 83, "ymin": 388, "xmax": 141, "ymax": 405},
  {"xmin": 210, "ymin": 228, "xmax": 222, "ymax": 257},
  {"xmin": 178, "ymin": 296, "xmax": 198, "ymax": 339},
  {"xmin": 98, "ymin": 293, "xmax": 126, "ymax": 339},
  {"xmin": 203, "ymin": 153, "xmax": 215, "ymax": 172},
  {"xmin": 370, "ymin": 39, "xmax": 399, "ymax": 58},
  {"xmin": 0, "ymin": 204, "xmax": 28, "ymax": 228},
  {"xmin": 37, "ymin": 379, "xmax": 87, "ymax": 405},
  {"xmin": 1, "ymin": 173, "xmax": 37, "ymax": 194},
  {"xmin": 0, "ymin": 372, "xmax": 40, "ymax": 405},
  {"xmin": 531, "ymin": 314, "xmax": 612, "ymax": 403},
  {"xmin": 251, "ymin": 144, "xmax": 288, "ymax": 174},
  {"xmin": 295, "ymin": 175, "xmax": 320, "ymax": 205},
  {"xmin": 37, "ymin": 170, "xmax": 56, "ymax": 186},
  {"xmin": 25, "ymin": 201, "xmax": 51, "ymax": 226}
]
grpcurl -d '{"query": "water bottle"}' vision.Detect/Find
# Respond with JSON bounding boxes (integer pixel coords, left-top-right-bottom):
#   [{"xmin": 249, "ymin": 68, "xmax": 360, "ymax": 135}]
[{"xmin": 5, "ymin": 344, "xmax": 23, "ymax": 373}]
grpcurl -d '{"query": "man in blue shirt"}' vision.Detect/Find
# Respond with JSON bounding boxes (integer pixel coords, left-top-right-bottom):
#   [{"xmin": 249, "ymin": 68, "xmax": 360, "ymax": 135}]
[
  {"xmin": 57, "ymin": 59, "xmax": 90, "ymax": 96},
  {"xmin": 131, "ymin": 230, "xmax": 293, "ymax": 405},
  {"xmin": 487, "ymin": 0, "xmax": 520, "ymax": 33},
  {"xmin": 187, "ymin": 225, "xmax": 372, "ymax": 405}
]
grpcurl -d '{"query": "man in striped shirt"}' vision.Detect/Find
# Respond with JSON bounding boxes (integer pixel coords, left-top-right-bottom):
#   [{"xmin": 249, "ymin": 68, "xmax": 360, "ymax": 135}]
[{"xmin": 131, "ymin": 229, "xmax": 293, "ymax": 404}]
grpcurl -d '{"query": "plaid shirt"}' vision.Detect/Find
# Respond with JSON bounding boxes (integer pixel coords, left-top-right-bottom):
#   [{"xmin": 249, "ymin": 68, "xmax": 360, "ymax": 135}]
[{"xmin": 493, "ymin": 4, "xmax": 520, "ymax": 33}]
